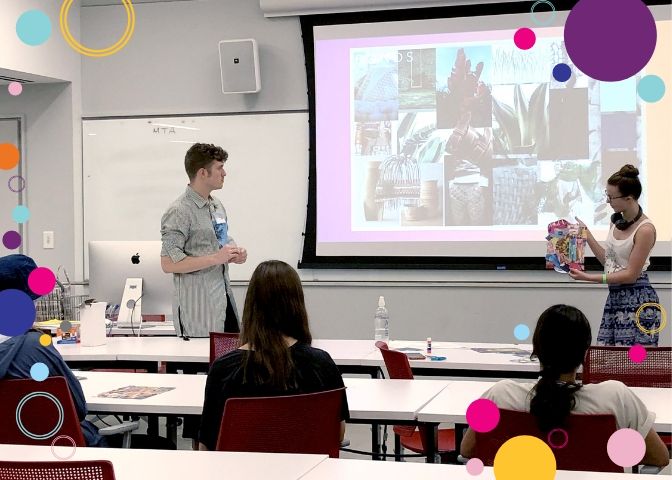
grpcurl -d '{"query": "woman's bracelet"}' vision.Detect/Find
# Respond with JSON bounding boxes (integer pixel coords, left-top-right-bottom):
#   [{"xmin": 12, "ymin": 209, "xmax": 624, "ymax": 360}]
[{"xmin": 602, "ymin": 273, "xmax": 607, "ymax": 284}]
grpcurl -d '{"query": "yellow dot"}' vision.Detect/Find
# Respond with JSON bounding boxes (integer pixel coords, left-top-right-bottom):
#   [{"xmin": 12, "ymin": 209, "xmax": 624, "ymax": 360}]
[
  {"xmin": 39, "ymin": 333, "xmax": 52, "ymax": 347},
  {"xmin": 494, "ymin": 435, "xmax": 556, "ymax": 480}
]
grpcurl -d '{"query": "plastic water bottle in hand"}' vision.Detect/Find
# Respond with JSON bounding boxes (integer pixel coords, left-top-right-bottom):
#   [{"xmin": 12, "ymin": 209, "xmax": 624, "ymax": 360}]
[{"xmin": 374, "ymin": 296, "xmax": 390, "ymax": 343}]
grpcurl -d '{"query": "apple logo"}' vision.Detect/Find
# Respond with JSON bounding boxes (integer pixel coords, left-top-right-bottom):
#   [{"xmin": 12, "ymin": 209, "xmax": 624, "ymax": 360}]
[{"xmin": 131, "ymin": 253, "xmax": 140, "ymax": 264}]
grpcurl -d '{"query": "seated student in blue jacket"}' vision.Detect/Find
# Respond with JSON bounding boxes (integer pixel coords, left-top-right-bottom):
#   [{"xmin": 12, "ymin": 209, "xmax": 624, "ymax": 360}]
[{"xmin": 0, "ymin": 254, "xmax": 105, "ymax": 447}]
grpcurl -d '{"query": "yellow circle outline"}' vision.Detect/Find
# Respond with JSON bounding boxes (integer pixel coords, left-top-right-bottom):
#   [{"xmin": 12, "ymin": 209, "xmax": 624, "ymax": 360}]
[
  {"xmin": 634, "ymin": 302, "xmax": 667, "ymax": 335},
  {"xmin": 60, "ymin": 0, "xmax": 135, "ymax": 57}
]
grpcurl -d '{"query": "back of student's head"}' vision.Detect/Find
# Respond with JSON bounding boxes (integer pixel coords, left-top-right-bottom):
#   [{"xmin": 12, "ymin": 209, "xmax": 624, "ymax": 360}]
[
  {"xmin": 240, "ymin": 260, "xmax": 312, "ymax": 389},
  {"xmin": 529, "ymin": 304, "xmax": 592, "ymax": 432}
]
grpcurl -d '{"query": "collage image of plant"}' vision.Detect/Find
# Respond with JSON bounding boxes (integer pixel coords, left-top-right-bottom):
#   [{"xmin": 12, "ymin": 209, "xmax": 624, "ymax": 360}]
[{"xmin": 351, "ymin": 39, "xmax": 644, "ymax": 229}]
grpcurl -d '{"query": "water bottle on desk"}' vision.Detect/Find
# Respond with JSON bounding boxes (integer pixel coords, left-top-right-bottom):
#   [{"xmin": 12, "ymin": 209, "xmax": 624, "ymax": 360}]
[{"xmin": 374, "ymin": 296, "xmax": 389, "ymax": 343}]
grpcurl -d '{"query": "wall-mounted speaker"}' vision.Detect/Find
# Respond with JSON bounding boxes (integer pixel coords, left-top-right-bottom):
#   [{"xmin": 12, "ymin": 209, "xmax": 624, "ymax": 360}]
[{"xmin": 218, "ymin": 38, "xmax": 261, "ymax": 94}]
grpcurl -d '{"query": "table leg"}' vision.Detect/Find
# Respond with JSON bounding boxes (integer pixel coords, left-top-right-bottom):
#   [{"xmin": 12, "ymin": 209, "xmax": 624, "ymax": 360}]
[
  {"xmin": 371, "ymin": 422, "xmax": 382, "ymax": 460},
  {"xmin": 425, "ymin": 422, "xmax": 438, "ymax": 463}
]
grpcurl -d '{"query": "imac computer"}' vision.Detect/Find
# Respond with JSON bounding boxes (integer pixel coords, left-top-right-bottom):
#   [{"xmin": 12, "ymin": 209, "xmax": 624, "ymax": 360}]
[{"xmin": 88, "ymin": 241, "xmax": 174, "ymax": 328}]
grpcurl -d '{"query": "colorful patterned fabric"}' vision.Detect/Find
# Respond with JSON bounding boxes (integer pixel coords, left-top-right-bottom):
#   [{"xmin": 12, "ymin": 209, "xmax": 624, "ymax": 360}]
[{"xmin": 597, "ymin": 274, "xmax": 660, "ymax": 346}]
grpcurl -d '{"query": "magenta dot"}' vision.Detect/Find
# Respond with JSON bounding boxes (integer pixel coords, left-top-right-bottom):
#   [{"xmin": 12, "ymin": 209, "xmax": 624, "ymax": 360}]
[
  {"xmin": 28, "ymin": 267, "xmax": 56, "ymax": 296},
  {"xmin": 607, "ymin": 428, "xmax": 645, "ymax": 467},
  {"xmin": 628, "ymin": 344, "xmax": 647, "ymax": 364},
  {"xmin": 466, "ymin": 398, "xmax": 500, "ymax": 433},
  {"xmin": 466, "ymin": 457, "xmax": 484, "ymax": 475},
  {"xmin": 2, "ymin": 230, "xmax": 21, "ymax": 249},
  {"xmin": 8, "ymin": 82, "xmax": 23, "ymax": 96},
  {"xmin": 514, "ymin": 28, "xmax": 536, "ymax": 50}
]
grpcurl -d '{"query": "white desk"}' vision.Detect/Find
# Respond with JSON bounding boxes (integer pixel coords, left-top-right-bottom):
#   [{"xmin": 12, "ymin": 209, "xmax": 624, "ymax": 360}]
[
  {"xmin": 57, "ymin": 337, "xmax": 544, "ymax": 379},
  {"xmin": 363, "ymin": 341, "xmax": 539, "ymax": 378},
  {"xmin": 417, "ymin": 380, "xmax": 672, "ymax": 431},
  {"xmin": 80, "ymin": 372, "xmax": 448, "ymax": 420},
  {"xmin": 0, "ymin": 444, "xmax": 326, "ymax": 480},
  {"xmin": 300, "ymin": 458, "xmax": 647, "ymax": 480},
  {"xmin": 57, "ymin": 337, "xmax": 382, "ymax": 376}
]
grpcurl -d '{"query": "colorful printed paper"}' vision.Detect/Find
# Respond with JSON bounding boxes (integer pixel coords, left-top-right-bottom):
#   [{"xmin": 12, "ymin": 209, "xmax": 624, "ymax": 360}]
[{"xmin": 545, "ymin": 219, "xmax": 587, "ymax": 272}]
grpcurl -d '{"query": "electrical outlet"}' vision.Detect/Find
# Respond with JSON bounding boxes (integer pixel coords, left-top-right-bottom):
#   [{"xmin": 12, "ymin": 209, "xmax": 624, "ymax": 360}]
[{"xmin": 43, "ymin": 231, "xmax": 54, "ymax": 249}]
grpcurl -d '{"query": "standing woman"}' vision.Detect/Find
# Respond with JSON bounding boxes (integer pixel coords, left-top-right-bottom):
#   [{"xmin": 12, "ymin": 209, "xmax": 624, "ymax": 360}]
[{"xmin": 569, "ymin": 165, "xmax": 660, "ymax": 346}]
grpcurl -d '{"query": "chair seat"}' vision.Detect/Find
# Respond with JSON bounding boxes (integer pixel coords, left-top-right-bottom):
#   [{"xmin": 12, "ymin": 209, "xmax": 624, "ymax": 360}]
[{"xmin": 399, "ymin": 428, "xmax": 456, "ymax": 453}]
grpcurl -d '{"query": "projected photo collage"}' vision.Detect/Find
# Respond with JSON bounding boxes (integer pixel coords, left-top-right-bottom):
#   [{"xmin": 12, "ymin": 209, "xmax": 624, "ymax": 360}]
[{"xmin": 351, "ymin": 39, "xmax": 644, "ymax": 231}]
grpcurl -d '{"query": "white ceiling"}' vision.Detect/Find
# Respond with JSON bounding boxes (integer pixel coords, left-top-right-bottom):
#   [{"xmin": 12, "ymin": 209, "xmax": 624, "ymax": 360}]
[{"xmin": 80, "ymin": 0, "xmax": 195, "ymax": 6}]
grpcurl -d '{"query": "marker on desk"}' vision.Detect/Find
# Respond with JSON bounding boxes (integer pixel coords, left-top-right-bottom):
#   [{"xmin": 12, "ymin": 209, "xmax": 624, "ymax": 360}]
[{"xmin": 426, "ymin": 337, "xmax": 432, "ymax": 355}]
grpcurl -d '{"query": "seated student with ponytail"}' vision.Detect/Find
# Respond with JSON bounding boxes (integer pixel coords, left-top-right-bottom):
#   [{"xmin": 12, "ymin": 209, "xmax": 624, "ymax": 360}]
[{"xmin": 460, "ymin": 304, "xmax": 669, "ymax": 467}]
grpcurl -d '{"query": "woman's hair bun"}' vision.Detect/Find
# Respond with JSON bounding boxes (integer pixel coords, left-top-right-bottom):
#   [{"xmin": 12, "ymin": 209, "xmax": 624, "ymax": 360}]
[{"xmin": 618, "ymin": 164, "xmax": 639, "ymax": 178}]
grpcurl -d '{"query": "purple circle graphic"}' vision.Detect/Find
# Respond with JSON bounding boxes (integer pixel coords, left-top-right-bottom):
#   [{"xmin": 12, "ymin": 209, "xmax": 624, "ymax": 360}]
[
  {"xmin": 0, "ymin": 289, "xmax": 36, "ymax": 336},
  {"xmin": 564, "ymin": 0, "xmax": 657, "ymax": 82},
  {"xmin": 8, "ymin": 175, "xmax": 26, "ymax": 193},
  {"xmin": 3, "ymin": 230, "xmax": 22, "ymax": 249}
]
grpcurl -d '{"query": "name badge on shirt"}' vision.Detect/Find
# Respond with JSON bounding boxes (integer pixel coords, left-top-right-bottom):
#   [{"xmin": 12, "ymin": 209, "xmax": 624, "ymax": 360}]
[{"xmin": 212, "ymin": 212, "xmax": 228, "ymax": 247}]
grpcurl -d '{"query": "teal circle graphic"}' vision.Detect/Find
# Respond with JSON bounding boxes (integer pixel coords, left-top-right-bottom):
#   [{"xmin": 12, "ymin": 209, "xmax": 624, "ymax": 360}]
[
  {"xmin": 30, "ymin": 362, "xmax": 49, "ymax": 382},
  {"xmin": 12, "ymin": 205, "xmax": 30, "ymax": 223},
  {"xmin": 637, "ymin": 75, "xmax": 665, "ymax": 103},
  {"xmin": 16, "ymin": 10, "xmax": 52, "ymax": 46},
  {"xmin": 530, "ymin": 0, "xmax": 557, "ymax": 27},
  {"xmin": 16, "ymin": 391, "xmax": 64, "ymax": 440},
  {"xmin": 514, "ymin": 324, "xmax": 530, "ymax": 341}
]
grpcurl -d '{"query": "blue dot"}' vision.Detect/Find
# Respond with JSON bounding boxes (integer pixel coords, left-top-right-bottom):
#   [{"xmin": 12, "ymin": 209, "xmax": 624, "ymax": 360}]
[
  {"xmin": 553, "ymin": 63, "xmax": 572, "ymax": 82},
  {"xmin": 12, "ymin": 205, "xmax": 30, "ymax": 223},
  {"xmin": 514, "ymin": 324, "xmax": 530, "ymax": 341},
  {"xmin": 638, "ymin": 75, "xmax": 665, "ymax": 103},
  {"xmin": 16, "ymin": 10, "xmax": 52, "ymax": 46},
  {"xmin": 0, "ymin": 289, "xmax": 36, "ymax": 336},
  {"xmin": 30, "ymin": 362, "xmax": 49, "ymax": 382}
]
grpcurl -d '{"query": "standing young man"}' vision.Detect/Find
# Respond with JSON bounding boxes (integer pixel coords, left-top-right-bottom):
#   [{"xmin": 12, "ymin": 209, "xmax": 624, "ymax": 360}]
[{"xmin": 161, "ymin": 143, "xmax": 248, "ymax": 338}]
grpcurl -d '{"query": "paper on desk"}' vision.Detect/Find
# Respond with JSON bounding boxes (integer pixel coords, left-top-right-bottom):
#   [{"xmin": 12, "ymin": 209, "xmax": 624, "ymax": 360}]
[{"xmin": 96, "ymin": 386, "xmax": 175, "ymax": 400}]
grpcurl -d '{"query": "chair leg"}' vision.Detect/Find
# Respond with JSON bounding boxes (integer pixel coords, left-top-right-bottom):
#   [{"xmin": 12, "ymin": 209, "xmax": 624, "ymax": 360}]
[{"xmin": 394, "ymin": 434, "xmax": 402, "ymax": 462}]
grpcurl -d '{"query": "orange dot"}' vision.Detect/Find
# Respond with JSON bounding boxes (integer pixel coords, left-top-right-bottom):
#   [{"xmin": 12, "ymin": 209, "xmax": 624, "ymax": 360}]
[
  {"xmin": 39, "ymin": 333, "xmax": 52, "ymax": 347},
  {"xmin": 0, "ymin": 144, "xmax": 20, "ymax": 170}
]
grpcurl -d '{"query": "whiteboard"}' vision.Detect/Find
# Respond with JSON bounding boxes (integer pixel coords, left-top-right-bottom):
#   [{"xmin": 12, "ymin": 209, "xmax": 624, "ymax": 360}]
[{"xmin": 82, "ymin": 113, "xmax": 309, "ymax": 281}]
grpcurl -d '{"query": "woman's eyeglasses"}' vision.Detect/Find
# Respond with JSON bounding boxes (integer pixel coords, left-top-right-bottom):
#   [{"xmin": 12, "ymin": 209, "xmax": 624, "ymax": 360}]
[{"xmin": 604, "ymin": 191, "xmax": 627, "ymax": 202}]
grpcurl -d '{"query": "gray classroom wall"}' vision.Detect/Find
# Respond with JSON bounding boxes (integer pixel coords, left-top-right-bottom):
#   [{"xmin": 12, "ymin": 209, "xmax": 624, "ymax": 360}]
[
  {"xmin": 0, "ymin": 0, "xmax": 82, "ymax": 276},
  {"xmin": 3, "ymin": 0, "xmax": 670, "ymax": 344}
]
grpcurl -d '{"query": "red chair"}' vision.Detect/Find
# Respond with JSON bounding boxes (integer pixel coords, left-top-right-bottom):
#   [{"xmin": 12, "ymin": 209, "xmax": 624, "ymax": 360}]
[
  {"xmin": 216, "ymin": 387, "xmax": 346, "ymax": 458},
  {"xmin": 0, "ymin": 460, "xmax": 116, "ymax": 480},
  {"xmin": 0, "ymin": 376, "xmax": 86, "ymax": 446},
  {"xmin": 473, "ymin": 409, "xmax": 621, "ymax": 473},
  {"xmin": 375, "ymin": 341, "xmax": 457, "ymax": 462},
  {"xmin": 209, "ymin": 332, "xmax": 241, "ymax": 366},
  {"xmin": 0, "ymin": 376, "xmax": 137, "ymax": 448},
  {"xmin": 583, "ymin": 346, "xmax": 671, "ymax": 388},
  {"xmin": 583, "ymin": 346, "xmax": 672, "ymax": 448}
]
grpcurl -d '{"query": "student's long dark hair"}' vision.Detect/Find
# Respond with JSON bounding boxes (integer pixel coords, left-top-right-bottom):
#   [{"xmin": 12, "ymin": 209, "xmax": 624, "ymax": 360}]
[
  {"xmin": 529, "ymin": 304, "xmax": 592, "ymax": 432},
  {"xmin": 240, "ymin": 260, "xmax": 312, "ymax": 390}
]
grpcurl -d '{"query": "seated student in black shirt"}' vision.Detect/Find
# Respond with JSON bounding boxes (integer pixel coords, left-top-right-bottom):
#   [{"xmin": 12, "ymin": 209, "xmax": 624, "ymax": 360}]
[{"xmin": 198, "ymin": 260, "xmax": 349, "ymax": 451}]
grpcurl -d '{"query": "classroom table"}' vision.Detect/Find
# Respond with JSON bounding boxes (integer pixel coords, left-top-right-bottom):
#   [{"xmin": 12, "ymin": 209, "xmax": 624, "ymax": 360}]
[
  {"xmin": 57, "ymin": 337, "xmax": 543, "ymax": 379},
  {"xmin": 300, "ymin": 458, "xmax": 651, "ymax": 480},
  {"xmin": 0, "ymin": 444, "xmax": 326, "ymax": 480},
  {"xmin": 365, "ymin": 340, "xmax": 540, "ymax": 378},
  {"xmin": 78, "ymin": 371, "xmax": 448, "ymax": 461},
  {"xmin": 417, "ymin": 380, "xmax": 672, "ymax": 454}
]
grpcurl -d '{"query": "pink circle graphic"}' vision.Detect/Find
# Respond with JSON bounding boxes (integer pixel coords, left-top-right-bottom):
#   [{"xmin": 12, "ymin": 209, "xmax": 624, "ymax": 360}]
[
  {"xmin": 466, "ymin": 457, "xmax": 484, "ymax": 475},
  {"xmin": 514, "ymin": 28, "xmax": 536, "ymax": 50},
  {"xmin": 466, "ymin": 398, "xmax": 500, "ymax": 433},
  {"xmin": 51, "ymin": 435, "xmax": 77, "ymax": 460},
  {"xmin": 547, "ymin": 428, "xmax": 568, "ymax": 449},
  {"xmin": 8, "ymin": 82, "xmax": 23, "ymax": 96},
  {"xmin": 607, "ymin": 428, "xmax": 645, "ymax": 467},
  {"xmin": 28, "ymin": 267, "xmax": 56, "ymax": 296},
  {"xmin": 628, "ymin": 344, "xmax": 647, "ymax": 364}
]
